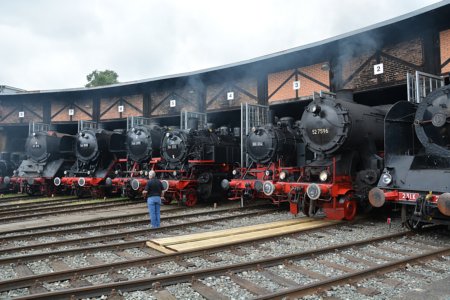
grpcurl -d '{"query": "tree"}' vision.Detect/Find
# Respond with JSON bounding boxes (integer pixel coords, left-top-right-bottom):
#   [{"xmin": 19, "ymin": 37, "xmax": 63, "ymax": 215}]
[{"xmin": 85, "ymin": 70, "xmax": 119, "ymax": 87}]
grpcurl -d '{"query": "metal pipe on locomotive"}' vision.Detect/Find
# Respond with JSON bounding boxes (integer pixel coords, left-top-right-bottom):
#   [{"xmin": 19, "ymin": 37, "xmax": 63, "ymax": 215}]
[
  {"xmin": 223, "ymin": 116, "xmax": 307, "ymax": 205},
  {"xmin": 4, "ymin": 122, "xmax": 75, "ymax": 195},
  {"xmin": 56, "ymin": 121, "xmax": 127, "ymax": 198},
  {"xmin": 109, "ymin": 116, "xmax": 163, "ymax": 199},
  {"xmin": 130, "ymin": 115, "xmax": 240, "ymax": 206},
  {"xmin": 369, "ymin": 80, "xmax": 450, "ymax": 229}
]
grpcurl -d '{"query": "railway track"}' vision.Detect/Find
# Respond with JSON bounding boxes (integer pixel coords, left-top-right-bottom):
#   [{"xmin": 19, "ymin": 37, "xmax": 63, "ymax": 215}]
[
  {"xmin": 1, "ymin": 223, "xmax": 448, "ymax": 299},
  {"xmin": 0, "ymin": 197, "xmax": 136, "ymax": 224},
  {"xmin": 0, "ymin": 206, "xmax": 280, "ymax": 264}
]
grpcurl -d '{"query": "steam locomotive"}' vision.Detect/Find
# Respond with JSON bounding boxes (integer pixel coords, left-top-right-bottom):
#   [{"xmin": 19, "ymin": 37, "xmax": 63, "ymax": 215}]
[
  {"xmin": 57, "ymin": 123, "xmax": 127, "ymax": 198},
  {"xmin": 5, "ymin": 129, "xmax": 75, "ymax": 195},
  {"xmin": 223, "ymin": 117, "xmax": 307, "ymax": 204},
  {"xmin": 0, "ymin": 151, "xmax": 26, "ymax": 191},
  {"xmin": 130, "ymin": 118, "xmax": 240, "ymax": 206},
  {"xmin": 369, "ymin": 84, "xmax": 450, "ymax": 229},
  {"xmin": 110, "ymin": 117, "xmax": 164, "ymax": 198}
]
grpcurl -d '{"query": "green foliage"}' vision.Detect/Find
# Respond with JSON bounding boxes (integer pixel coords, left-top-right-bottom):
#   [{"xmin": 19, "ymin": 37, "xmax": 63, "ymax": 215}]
[{"xmin": 85, "ymin": 69, "xmax": 119, "ymax": 87}]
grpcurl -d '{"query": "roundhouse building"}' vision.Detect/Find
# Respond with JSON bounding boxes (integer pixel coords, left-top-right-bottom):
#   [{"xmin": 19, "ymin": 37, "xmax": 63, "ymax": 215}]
[{"xmin": 0, "ymin": 2, "xmax": 449, "ymax": 146}]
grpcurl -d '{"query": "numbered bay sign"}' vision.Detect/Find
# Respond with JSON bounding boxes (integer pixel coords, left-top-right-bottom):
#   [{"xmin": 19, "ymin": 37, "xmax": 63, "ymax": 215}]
[
  {"xmin": 68, "ymin": 109, "xmax": 75, "ymax": 116},
  {"xmin": 227, "ymin": 92, "xmax": 234, "ymax": 100},
  {"xmin": 170, "ymin": 99, "xmax": 176, "ymax": 107},
  {"xmin": 293, "ymin": 80, "xmax": 300, "ymax": 90},
  {"xmin": 19, "ymin": 111, "xmax": 25, "ymax": 118},
  {"xmin": 118, "ymin": 105, "xmax": 124, "ymax": 113},
  {"xmin": 374, "ymin": 63, "xmax": 384, "ymax": 75}
]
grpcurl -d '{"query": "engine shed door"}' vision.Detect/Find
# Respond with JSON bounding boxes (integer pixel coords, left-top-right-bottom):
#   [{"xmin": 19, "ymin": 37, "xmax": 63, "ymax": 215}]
[
  {"xmin": 180, "ymin": 111, "xmax": 207, "ymax": 130},
  {"xmin": 241, "ymin": 103, "xmax": 269, "ymax": 167},
  {"xmin": 407, "ymin": 71, "xmax": 445, "ymax": 104}
]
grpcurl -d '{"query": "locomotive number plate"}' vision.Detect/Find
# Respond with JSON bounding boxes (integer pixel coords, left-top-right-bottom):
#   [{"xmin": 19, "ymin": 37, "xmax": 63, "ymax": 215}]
[
  {"xmin": 131, "ymin": 141, "xmax": 141, "ymax": 145},
  {"xmin": 399, "ymin": 192, "xmax": 419, "ymax": 201},
  {"xmin": 311, "ymin": 128, "xmax": 329, "ymax": 135},
  {"xmin": 252, "ymin": 142, "xmax": 264, "ymax": 147},
  {"xmin": 32, "ymin": 144, "xmax": 41, "ymax": 148},
  {"xmin": 80, "ymin": 143, "xmax": 89, "ymax": 148}
]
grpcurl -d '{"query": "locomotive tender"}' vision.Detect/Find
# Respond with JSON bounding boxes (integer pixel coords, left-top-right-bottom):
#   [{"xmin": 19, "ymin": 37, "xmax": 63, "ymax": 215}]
[
  {"xmin": 57, "ymin": 122, "xmax": 126, "ymax": 198},
  {"xmin": 369, "ymin": 84, "xmax": 450, "ymax": 229},
  {"xmin": 5, "ymin": 127, "xmax": 75, "ymax": 195},
  {"xmin": 131, "ymin": 117, "xmax": 240, "ymax": 206},
  {"xmin": 223, "ymin": 116, "xmax": 307, "ymax": 205}
]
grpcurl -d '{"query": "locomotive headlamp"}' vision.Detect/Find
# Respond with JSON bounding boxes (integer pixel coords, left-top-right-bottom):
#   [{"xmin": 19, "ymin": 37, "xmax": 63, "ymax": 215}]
[
  {"xmin": 173, "ymin": 171, "xmax": 177, "ymax": 176},
  {"xmin": 114, "ymin": 170, "xmax": 119, "ymax": 175},
  {"xmin": 319, "ymin": 170, "xmax": 329, "ymax": 182},
  {"xmin": 139, "ymin": 170, "xmax": 144, "ymax": 175},
  {"xmin": 251, "ymin": 127, "xmax": 256, "ymax": 132},
  {"xmin": 145, "ymin": 171, "xmax": 148, "ymax": 176},
  {"xmin": 63, "ymin": 170, "xmax": 68, "ymax": 175},
  {"xmin": 232, "ymin": 169, "xmax": 239, "ymax": 176},
  {"xmin": 87, "ymin": 171, "xmax": 91, "ymax": 175},
  {"xmin": 381, "ymin": 172, "xmax": 392, "ymax": 185},
  {"xmin": 264, "ymin": 170, "xmax": 273, "ymax": 177},
  {"xmin": 32, "ymin": 132, "xmax": 36, "ymax": 136},
  {"xmin": 263, "ymin": 181, "xmax": 275, "ymax": 196},
  {"xmin": 279, "ymin": 171, "xmax": 288, "ymax": 180}
]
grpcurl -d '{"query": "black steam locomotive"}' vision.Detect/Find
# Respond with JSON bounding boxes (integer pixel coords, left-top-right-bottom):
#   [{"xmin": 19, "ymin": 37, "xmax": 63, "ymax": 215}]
[
  {"xmin": 136, "ymin": 118, "xmax": 240, "ymax": 206},
  {"xmin": 111, "ymin": 117, "xmax": 164, "ymax": 198},
  {"xmin": 369, "ymin": 84, "xmax": 450, "ymax": 229},
  {"xmin": 6, "ymin": 130, "xmax": 75, "ymax": 195},
  {"xmin": 59, "ymin": 124, "xmax": 126, "ymax": 198},
  {"xmin": 292, "ymin": 90, "xmax": 387, "ymax": 219},
  {"xmin": 224, "ymin": 117, "xmax": 307, "ymax": 204},
  {"xmin": 0, "ymin": 151, "xmax": 25, "ymax": 191}
]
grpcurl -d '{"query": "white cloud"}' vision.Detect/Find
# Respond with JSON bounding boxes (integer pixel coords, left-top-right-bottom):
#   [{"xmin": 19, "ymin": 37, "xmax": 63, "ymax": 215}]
[{"xmin": 0, "ymin": 0, "xmax": 442, "ymax": 90}]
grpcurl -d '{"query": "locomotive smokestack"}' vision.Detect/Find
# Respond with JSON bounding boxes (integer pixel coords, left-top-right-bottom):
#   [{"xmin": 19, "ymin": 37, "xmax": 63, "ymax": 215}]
[
  {"xmin": 336, "ymin": 89, "xmax": 354, "ymax": 102},
  {"xmin": 187, "ymin": 117, "xmax": 199, "ymax": 130}
]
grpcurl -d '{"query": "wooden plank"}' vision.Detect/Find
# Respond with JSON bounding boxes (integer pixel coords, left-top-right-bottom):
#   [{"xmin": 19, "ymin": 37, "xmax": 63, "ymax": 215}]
[
  {"xmin": 15, "ymin": 264, "xmax": 34, "ymax": 277},
  {"xmin": 146, "ymin": 241, "xmax": 177, "ymax": 254},
  {"xmin": 229, "ymin": 273, "xmax": 270, "ymax": 296},
  {"xmin": 49, "ymin": 259, "xmax": 71, "ymax": 272},
  {"xmin": 168, "ymin": 220, "xmax": 337, "ymax": 252},
  {"xmin": 154, "ymin": 290, "xmax": 177, "ymax": 300},
  {"xmin": 357, "ymin": 287, "xmax": 380, "ymax": 296},
  {"xmin": 191, "ymin": 280, "xmax": 229, "ymax": 300},
  {"xmin": 152, "ymin": 218, "xmax": 316, "ymax": 246},
  {"xmin": 375, "ymin": 244, "xmax": 412, "ymax": 257}
]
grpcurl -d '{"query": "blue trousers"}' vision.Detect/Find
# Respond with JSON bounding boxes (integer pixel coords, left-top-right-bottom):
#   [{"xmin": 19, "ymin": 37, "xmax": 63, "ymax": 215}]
[{"xmin": 147, "ymin": 196, "xmax": 161, "ymax": 228}]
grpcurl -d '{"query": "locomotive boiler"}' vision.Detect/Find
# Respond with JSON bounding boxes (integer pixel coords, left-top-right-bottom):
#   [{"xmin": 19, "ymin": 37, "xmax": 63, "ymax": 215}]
[
  {"xmin": 57, "ymin": 124, "xmax": 126, "ymax": 198},
  {"xmin": 223, "ymin": 117, "xmax": 307, "ymax": 205},
  {"xmin": 369, "ymin": 83, "xmax": 450, "ymax": 229},
  {"xmin": 260, "ymin": 91, "xmax": 387, "ymax": 220},
  {"xmin": 5, "ymin": 129, "xmax": 75, "ymax": 195},
  {"xmin": 130, "ymin": 117, "xmax": 240, "ymax": 206},
  {"xmin": 110, "ymin": 118, "xmax": 164, "ymax": 199}
]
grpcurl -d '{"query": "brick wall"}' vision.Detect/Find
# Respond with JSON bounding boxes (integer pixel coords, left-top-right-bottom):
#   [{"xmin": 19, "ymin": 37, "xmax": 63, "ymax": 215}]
[
  {"xmin": 100, "ymin": 94, "xmax": 143, "ymax": 120},
  {"xmin": 268, "ymin": 62, "xmax": 330, "ymax": 103},
  {"xmin": 0, "ymin": 99, "xmax": 43, "ymax": 124},
  {"xmin": 51, "ymin": 99, "xmax": 93, "ymax": 122},
  {"xmin": 440, "ymin": 29, "xmax": 450, "ymax": 74},
  {"xmin": 151, "ymin": 85, "xmax": 199, "ymax": 116},
  {"xmin": 206, "ymin": 76, "xmax": 258, "ymax": 110},
  {"xmin": 342, "ymin": 38, "xmax": 423, "ymax": 90}
]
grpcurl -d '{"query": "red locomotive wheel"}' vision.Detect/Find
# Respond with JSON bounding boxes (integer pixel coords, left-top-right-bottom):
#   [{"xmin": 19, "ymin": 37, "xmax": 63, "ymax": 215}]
[
  {"xmin": 184, "ymin": 189, "xmax": 198, "ymax": 207},
  {"xmin": 343, "ymin": 199, "xmax": 357, "ymax": 220}
]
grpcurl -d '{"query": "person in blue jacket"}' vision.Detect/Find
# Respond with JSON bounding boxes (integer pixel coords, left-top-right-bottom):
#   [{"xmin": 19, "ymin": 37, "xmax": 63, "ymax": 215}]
[{"xmin": 142, "ymin": 170, "xmax": 163, "ymax": 228}]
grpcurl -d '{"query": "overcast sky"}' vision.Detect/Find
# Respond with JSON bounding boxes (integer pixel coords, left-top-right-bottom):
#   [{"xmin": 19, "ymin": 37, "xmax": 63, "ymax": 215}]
[{"xmin": 0, "ymin": 0, "xmax": 443, "ymax": 90}]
